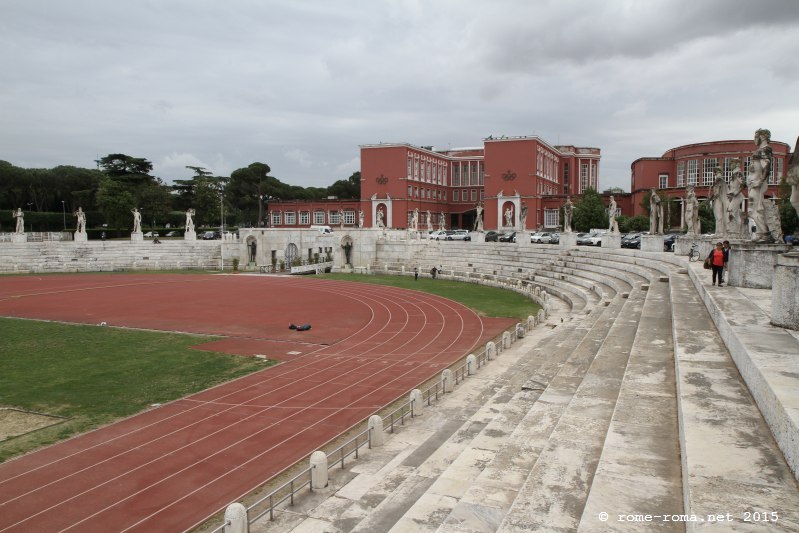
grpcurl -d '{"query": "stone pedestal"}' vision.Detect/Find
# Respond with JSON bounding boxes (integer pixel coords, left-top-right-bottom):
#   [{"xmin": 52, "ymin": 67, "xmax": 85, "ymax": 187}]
[
  {"xmin": 602, "ymin": 233, "xmax": 621, "ymax": 249},
  {"xmin": 516, "ymin": 231, "xmax": 530, "ymax": 245},
  {"xmin": 640, "ymin": 234, "xmax": 664, "ymax": 252},
  {"xmin": 772, "ymin": 252, "xmax": 799, "ymax": 329},
  {"xmin": 131, "ymin": 232, "xmax": 143, "ymax": 242},
  {"xmin": 470, "ymin": 232, "xmax": 485, "ymax": 243},
  {"xmin": 729, "ymin": 243, "xmax": 792, "ymax": 289},
  {"xmin": 11, "ymin": 233, "xmax": 26, "ymax": 243},
  {"xmin": 184, "ymin": 230, "xmax": 197, "ymax": 241},
  {"xmin": 74, "ymin": 232, "xmax": 88, "ymax": 242},
  {"xmin": 560, "ymin": 232, "xmax": 577, "ymax": 248}
]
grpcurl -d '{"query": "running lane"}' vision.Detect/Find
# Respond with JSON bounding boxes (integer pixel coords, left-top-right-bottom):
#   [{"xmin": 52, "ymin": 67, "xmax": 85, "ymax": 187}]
[{"xmin": 0, "ymin": 275, "xmax": 514, "ymax": 532}]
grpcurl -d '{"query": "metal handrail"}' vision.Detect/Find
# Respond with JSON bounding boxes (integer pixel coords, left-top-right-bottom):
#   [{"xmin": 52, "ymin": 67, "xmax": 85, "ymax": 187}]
[{"xmin": 247, "ymin": 466, "xmax": 314, "ymax": 523}]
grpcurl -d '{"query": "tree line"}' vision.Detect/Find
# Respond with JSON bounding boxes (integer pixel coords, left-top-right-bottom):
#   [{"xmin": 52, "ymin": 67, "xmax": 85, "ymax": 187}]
[{"xmin": 0, "ymin": 155, "xmax": 360, "ymax": 232}]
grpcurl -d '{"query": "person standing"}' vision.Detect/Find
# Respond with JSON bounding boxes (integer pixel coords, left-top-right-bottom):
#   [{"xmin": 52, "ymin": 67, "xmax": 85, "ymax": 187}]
[
  {"xmin": 707, "ymin": 242, "xmax": 726, "ymax": 286},
  {"xmin": 414, "ymin": 267, "xmax": 419, "ymax": 281},
  {"xmin": 721, "ymin": 240, "xmax": 731, "ymax": 284}
]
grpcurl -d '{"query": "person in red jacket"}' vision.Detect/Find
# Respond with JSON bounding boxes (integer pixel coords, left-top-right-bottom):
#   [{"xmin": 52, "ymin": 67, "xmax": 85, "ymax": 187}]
[{"xmin": 708, "ymin": 242, "xmax": 726, "ymax": 286}]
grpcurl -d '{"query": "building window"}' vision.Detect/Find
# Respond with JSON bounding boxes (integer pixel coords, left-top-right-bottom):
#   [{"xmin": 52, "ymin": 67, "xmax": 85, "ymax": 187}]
[
  {"xmin": 271, "ymin": 211, "xmax": 282, "ymax": 226},
  {"xmin": 328, "ymin": 210, "xmax": 340, "ymax": 225},
  {"xmin": 452, "ymin": 163, "xmax": 460, "ymax": 187},
  {"xmin": 687, "ymin": 159, "xmax": 698, "ymax": 185},
  {"xmin": 677, "ymin": 161, "xmax": 685, "ymax": 186},
  {"xmin": 580, "ymin": 163, "xmax": 589, "ymax": 193},
  {"xmin": 703, "ymin": 158, "xmax": 717, "ymax": 185},
  {"xmin": 772, "ymin": 158, "xmax": 783, "ymax": 184},
  {"xmin": 722, "ymin": 158, "xmax": 734, "ymax": 182},
  {"xmin": 471, "ymin": 189, "xmax": 477, "ymax": 202},
  {"xmin": 544, "ymin": 208, "xmax": 559, "ymax": 228},
  {"xmin": 344, "ymin": 210, "xmax": 355, "ymax": 225},
  {"xmin": 407, "ymin": 211, "xmax": 414, "ymax": 226},
  {"xmin": 659, "ymin": 174, "xmax": 668, "ymax": 189},
  {"xmin": 284, "ymin": 211, "xmax": 296, "ymax": 225},
  {"xmin": 453, "ymin": 189, "xmax": 459, "ymax": 202},
  {"xmin": 314, "ymin": 210, "xmax": 325, "ymax": 224},
  {"xmin": 407, "ymin": 185, "xmax": 412, "ymax": 197},
  {"xmin": 478, "ymin": 162, "xmax": 484, "ymax": 185},
  {"xmin": 407, "ymin": 157, "xmax": 412, "ymax": 179},
  {"xmin": 300, "ymin": 211, "xmax": 310, "ymax": 225}
]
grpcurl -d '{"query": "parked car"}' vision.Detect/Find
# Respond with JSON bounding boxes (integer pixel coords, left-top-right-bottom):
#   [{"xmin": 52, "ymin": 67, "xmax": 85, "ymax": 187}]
[
  {"xmin": 485, "ymin": 231, "xmax": 502, "ymax": 242},
  {"xmin": 165, "ymin": 231, "xmax": 179, "ymax": 237},
  {"xmin": 446, "ymin": 229, "xmax": 471, "ymax": 241},
  {"xmin": 548, "ymin": 232, "xmax": 560, "ymax": 244},
  {"xmin": 530, "ymin": 232, "xmax": 550, "ymax": 244},
  {"xmin": 621, "ymin": 233, "xmax": 642, "ymax": 249},
  {"xmin": 428, "ymin": 230, "xmax": 447, "ymax": 241},
  {"xmin": 143, "ymin": 231, "xmax": 159, "ymax": 238},
  {"xmin": 499, "ymin": 231, "xmax": 517, "ymax": 243},
  {"xmin": 201, "ymin": 231, "xmax": 218, "ymax": 240},
  {"xmin": 578, "ymin": 231, "xmax": 605, "ymax": 246}
]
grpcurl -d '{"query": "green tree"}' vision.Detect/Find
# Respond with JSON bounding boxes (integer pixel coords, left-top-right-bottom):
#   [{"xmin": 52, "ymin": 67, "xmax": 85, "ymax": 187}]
[
  {"xmin": 778, "ymin": 178, "xmax": 798, "ymax": 236},
  {"xmin": 699, "ymin": 201, "xmax": 714, "ymax": 234},
  {"xmin": 96, "ymin": 177, "xmax": 135, "ymax": 228},
  {"xmin": 327, "ymin": 171, "xmax": 361, "ymax": 199},
  {"xmin": 572, "ymin": 188, "xmax": 608, "ymax": 232}
]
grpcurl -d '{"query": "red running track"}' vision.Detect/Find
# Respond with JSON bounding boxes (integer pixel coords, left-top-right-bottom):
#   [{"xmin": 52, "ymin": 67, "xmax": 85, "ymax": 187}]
[{"xmin": 0, "ymin": 274, "xmax": 514, "ymax": 532}]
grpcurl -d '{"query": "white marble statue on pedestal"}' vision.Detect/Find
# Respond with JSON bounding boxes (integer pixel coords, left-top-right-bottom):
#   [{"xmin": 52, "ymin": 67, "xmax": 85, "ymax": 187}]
[
  {"xmin": 747, "ymin": 128, "xmax": 782, "ymax": 243},
  {"xmin": 376, "ymin": 207, "xmax": 385, "ymax": 228},
  {"xmin": 518, "ymin": 203, "xmax": 528, "ymax": 231},
  {"xmin": 410, "ymin": 208, "xmax": 419, "ymax": 231},
  {"xmin": 358, "ymin": 209, "xmax": 364, "ymax": 228},
  {"xmin": 474, "ymin": 203, "xmax": 484, "ymax": 232},
  {"xmin": 685, "ymin": 186, "xmax": 700, "ymax": 235},
  {"xmin": 13, "ymin": 208, "xmax": 24, "ymax": 233},
  {"xmin": 185, "ymin": 208, "xmax": 195, "ymax": 233},
  {"xmin": 709, "ymin": 168, "xmax": 728, "ymax": 237},
  {"xmin": 649, "ymin": 189, "xmax": 663, "ymax": 235},
  {"xmin": 74, "ymin": 207, "xmax": 87, "ymax": 234},
  {"xmin": 439, "ymin": 212, "xmax": 446, "ymax": 231},
  {"xmin": 131, "ymin": 208, "xmax": 142, "ymax": 233},
  {"xmin": 563, "ymin": 197, "xmax": 573, "ymax": 233},
  {"xmin": 787, "ymin": 136, "xmax": 799, "ymax": 223},
  {"xmin": 426, "ymin": 210, "xmax": 433, "ymax": 232},
  {"xmin": 608, "ymin": 196, "xmax": 619, "ymax": 233},
  {"xmin": 726, "ymin": 158, "xmax": 747, "ymax": 238}
]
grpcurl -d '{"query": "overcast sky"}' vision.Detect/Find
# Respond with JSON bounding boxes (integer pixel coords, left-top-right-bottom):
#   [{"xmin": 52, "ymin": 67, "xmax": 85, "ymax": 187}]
[{"xmin": 2, "ymin": 0, "xmax": 798, "ymax": 191}]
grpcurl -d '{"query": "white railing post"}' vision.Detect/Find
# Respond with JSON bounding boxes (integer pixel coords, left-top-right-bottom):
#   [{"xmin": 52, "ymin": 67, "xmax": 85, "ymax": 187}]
[
  {"xmin": 441, "ymin": 369, "xmax": 454, "ymax": 393},
  {"xmin": 369, "ymin": 415, "xmax": 384, "ymax": 447},
  {"xmin": 486, "ymin": 341, "xmax": 496, "ymax": 360},
  {"xmin": 224, "ymin": 502, "xmax": 248, "ymax": 533},
  {"xmin": 310, "ymin": 451, "xmax": 328, "ymax": 489},
  {"xmin": 410, "ymin": 388, "xmax": 423, "ymax": 416},
  {"xmin": 466, "ymin": 354, "xmax": 477, "ymax": 375}
]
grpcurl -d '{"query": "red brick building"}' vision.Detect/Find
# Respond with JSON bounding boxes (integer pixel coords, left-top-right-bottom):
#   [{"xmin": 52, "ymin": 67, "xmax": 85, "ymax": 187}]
[
  {"xmin": 630, "ymin": 138, "xmax": 792, "ymax": 219},
  {"xmin": 360, "ymin": 136, "xmax": 602, "ymax": 231}
]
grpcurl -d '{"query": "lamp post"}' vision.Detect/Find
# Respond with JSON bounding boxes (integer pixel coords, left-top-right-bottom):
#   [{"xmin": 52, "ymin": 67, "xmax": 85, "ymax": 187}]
[
  {"xmin": 258, "ymin": 194, "xmax": 264, "ymax": 227},
  {"xmin": 61, "ymin": 200, "xmax": 66, "ymax": 230}
]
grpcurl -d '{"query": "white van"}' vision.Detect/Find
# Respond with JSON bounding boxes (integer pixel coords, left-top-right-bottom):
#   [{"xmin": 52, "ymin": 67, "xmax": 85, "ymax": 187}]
[{"xmin": 310, "ymin": 225, "xmax": 333, "ymax": 234}]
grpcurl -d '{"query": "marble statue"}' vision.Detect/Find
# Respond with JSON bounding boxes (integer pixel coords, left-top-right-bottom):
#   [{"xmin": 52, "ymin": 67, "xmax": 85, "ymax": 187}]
[
  {"xmin": 358, "ymin": 209, "xmax": 364, "ymax": 228},
  {"xmin": 563, "ymin": 197, "xmax": 573, "ymax": 233},
  {"xmin": 787, "ymin": 136, "xmax": 799, "ymax": 221},
  {"xmin": 608, "ymin": 196, "xmax": 619, "ymax": 233},
  {"xmin": 504, "ymin": 205, "xmax": 514, "ymax": 228},
  {"xmin": 426, "ymin": 210, "xmax": 433, "ymax": 232},
  {"xmin": 439, "ymin": 211, "xmax": 446, "ymax": 231},
  {"xmin": 747, "ymin": 128, "xmax": 777, "ymax": 242},
  {"xmin": 726, "ymin": 158, "xmax": 747, "ymax": 238},
  {"xmin": 649, "ymin": 189, "xmax": 663, "ymax": 234},
  {"xmin": 685, "ymin": 186, "xmax": 700, "ymax": 235},
  {"xmin": 709, "ymin": 168, "xmax": 728, "ymax": 237},
  {"xmin": 13, "ymin": 208, "xmax": 23, "ymax": 233},
  {"xmin": 185, "ymin": 208, "xmax": 195, "ymax": 233},
  {"xmin": 74, "ymin": 207, "xmax": 86, "ymax": 234},
  {"xmin": 410, "ymin": 208, "xmax": 419, "ymax": 231},
  {"xmin": 339, "ymin": 209, "xmax": 345, "ymax": 229},
  {"xmin": 376, "ymin": 207, "xmax": 385, "ymax": 228},
  {"xmin": 131, "ymin": 208, "xmax": 142, "ymax": 233},
  {"xmin": 474, "ymin": 203, "xmax": 484, "ymax": 232},
  {"xmin": 519, "ymin": 204, "xmax": 528, "ymax": 230}
]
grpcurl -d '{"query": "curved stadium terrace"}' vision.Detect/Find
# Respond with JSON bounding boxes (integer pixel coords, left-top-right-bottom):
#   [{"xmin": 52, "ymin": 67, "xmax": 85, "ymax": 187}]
[{"xmin": 0, "ymin": 232, "xmax": 798, "ymax": 532}]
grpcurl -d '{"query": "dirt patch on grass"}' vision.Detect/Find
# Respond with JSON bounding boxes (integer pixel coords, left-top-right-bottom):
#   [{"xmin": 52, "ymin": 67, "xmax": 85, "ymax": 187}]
[{"xmin": 0, "ymin": 408, "xmax": 66, "ymax": 441}]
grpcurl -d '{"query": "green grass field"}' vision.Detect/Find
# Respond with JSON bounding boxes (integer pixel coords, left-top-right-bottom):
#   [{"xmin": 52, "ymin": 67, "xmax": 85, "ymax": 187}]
[
  {"xmin": 0, "ymin": 320, "xmax": 270, "ymax": 462},
  {"xmin": 320, "ymin": 273, "xmax": 541, "ymax": 320},
  {"xmin": 0, "ymin": 273, "xmax": 539, "ymax": 462}
]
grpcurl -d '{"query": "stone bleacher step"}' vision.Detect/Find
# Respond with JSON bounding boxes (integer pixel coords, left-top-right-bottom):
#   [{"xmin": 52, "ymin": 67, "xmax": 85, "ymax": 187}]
[
  {"xmin": 386, "ymin": 289, "xmax": 640, "ymax": 532},
  {"xmin": 669, "ymin": 272, "xmax": 799, "ymax": 531},
  {"xmin": 497, "ymin": 287, "xmax": 647, "ymax": 532},
  {"xmin": 578, "ymin": 274, "xmax": 683, "ymax": 532}
]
